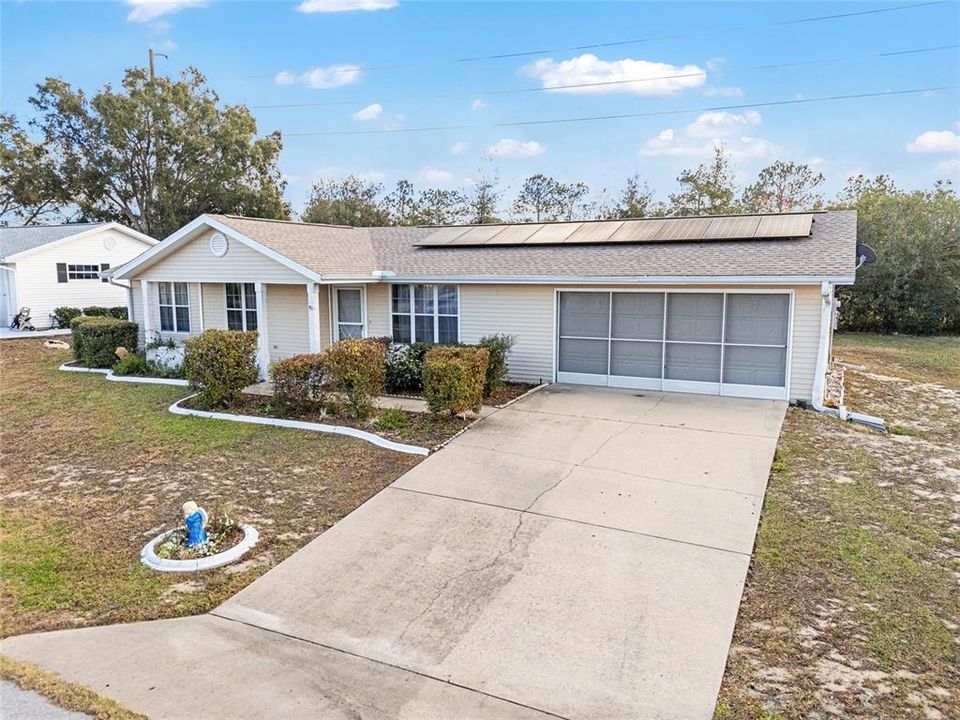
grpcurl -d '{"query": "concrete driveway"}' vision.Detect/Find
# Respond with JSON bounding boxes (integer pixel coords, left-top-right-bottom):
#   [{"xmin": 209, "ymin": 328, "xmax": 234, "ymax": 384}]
[{"xmin": 2, "ymin": 385, "xmax": 786, "ymax": 720}]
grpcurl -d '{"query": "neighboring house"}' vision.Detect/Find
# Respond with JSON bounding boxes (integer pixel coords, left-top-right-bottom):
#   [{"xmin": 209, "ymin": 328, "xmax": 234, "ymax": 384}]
[
  {"xmin": 0, "ymin": 223, "xmax": 158, "ymax": 328},
  {"xmin": 111, "ymin": 211, "xmax": 857, "ymax": 405}
]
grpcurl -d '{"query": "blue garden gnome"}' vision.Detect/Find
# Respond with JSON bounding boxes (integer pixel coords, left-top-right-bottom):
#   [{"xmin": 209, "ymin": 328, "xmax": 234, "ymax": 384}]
[{"xmin": 182, "ymin": 500, "xmax": 208, "ymax": 548}]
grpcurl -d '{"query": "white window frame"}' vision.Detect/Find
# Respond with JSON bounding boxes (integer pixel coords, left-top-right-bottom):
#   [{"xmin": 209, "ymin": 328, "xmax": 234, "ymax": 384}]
[
  {"xmin": 157, "ymin": 281, "xmax": 191, "ymax": 334},
  {"xmin": 390, "ymin": 283, "xmax": 460, "ymax": 344},
  {"xmin": 67, "ymin": 264, "xmax": 101, "ymax": 280},
  {"xmin": 224, "ymin": 282, "xmax": 258, "ymax": 332},
  {"xmin": 332, "ymin": 286, "xmax": 367, "ymax": 341},
  {"xmin": 554, "ymin": 288, "xmax": 794, "ymax": 401}
]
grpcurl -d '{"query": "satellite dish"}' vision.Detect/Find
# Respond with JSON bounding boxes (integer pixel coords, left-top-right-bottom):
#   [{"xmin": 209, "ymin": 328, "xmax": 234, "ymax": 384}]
[{"xmin": 856, "ymin": 243, "xmax": 877, "ymax": 265}]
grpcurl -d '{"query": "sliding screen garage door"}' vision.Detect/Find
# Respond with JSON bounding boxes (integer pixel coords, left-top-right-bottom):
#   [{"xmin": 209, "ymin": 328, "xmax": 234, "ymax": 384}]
[{"xmin": 557, "ymin": 290, "xmax": 791, "ymax": 400}]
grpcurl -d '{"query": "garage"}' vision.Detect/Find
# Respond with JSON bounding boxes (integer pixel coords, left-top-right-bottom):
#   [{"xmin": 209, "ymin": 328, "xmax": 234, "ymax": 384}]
[{"xmin": 556, "ymin": 290, "xmax": 793, "ymax": 400}]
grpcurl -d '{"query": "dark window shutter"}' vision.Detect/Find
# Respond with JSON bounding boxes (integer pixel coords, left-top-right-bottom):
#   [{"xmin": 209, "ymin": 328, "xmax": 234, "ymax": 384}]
[
  {"xmin": 100, "ymin": 263, "xmax": 110, "ymax": 283},
  {"xmin": 56, "ymin": 263, "xmax": 68, "ymax": 283}
]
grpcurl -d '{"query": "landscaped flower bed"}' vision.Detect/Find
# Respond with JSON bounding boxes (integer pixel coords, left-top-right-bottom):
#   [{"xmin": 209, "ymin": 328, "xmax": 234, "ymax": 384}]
[
  {"xmin": 385, "ymin": 380, "xmax": 536, "ymax": 408},
  {"xmin": 153, "ymin": 513, "xmax": 245, "ymax": 561}
]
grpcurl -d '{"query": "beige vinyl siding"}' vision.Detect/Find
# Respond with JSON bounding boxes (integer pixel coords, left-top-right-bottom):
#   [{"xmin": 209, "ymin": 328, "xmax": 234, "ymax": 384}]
[
  {"xmin": 138, "ymin": 230, "xmax": 306, "ymax": 284},
  {"xmin": 266, "ymin": 284, "xmax": 310, "ymax": 363},
  {"xmin": 130, "ymin": 279, "xmax": 145, "ymax": 346},
  {"xmin": 788, "ymin": 284, "xmax": 821, "ymax": 402},
  {"xmin": 319, "ymin": 285, "xmax": 332, "ymax": 348},
  {"xmin": 366, "ymin": 284, "xmax": 389, "ymax": 338},
  {"xmin": 11, "ymin": 227, "xmax": 152, "ymax": 328},
  {"xmin": 459, "ymin": 284, "xmax": 556, "ymax": 384},
  {"xmin": 201, "ymin": 283, "xmax": 227, "ymax": 331}
]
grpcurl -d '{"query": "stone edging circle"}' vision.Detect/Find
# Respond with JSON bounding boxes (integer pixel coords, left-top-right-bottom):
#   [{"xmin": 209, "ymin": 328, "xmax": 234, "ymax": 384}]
[{"xmin": 140, "ymin": 524, "xmax": 260, "ymax": 572}]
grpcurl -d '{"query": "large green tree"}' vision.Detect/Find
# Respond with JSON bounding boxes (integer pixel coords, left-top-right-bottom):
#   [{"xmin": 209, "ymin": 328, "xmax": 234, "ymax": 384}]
[
  {"xmin": 416, "ymin": 187, "xmax": 468, "ymax": 225},
  {"xmin": 669, "ymin": 145, "xmax": 738, "ymax": 216},
  {"xmin": 18, "ymin": 67, "xmax": 288, "ymax": 238},
  {"xmin": 301, "ymin": 175, "xmax": 389, "ymax": 226},
  {"xmin": 0, "ymin": 113, "xmax": 68, "ymax": 225},
  {"xmin": 742, "ymin": 160, "xmax": 825, "ymax": 213},
  {"xmin": 834, "ymin": 176, "xmax": 960, "ymax": 334},
  {"xmin": 465, "ymin": 163, "xmax": 502, "ymax": 224}
]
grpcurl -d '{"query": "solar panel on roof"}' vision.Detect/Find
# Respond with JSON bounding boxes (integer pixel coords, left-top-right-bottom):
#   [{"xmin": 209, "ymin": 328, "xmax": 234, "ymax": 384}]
[
  {"xmin": 755, "ymin": 214, "xmax": 813, "ymax": 238},
  {"xmin": 608, "ymin": 218, "xmax": 667, "ymax": 242},
  {"xmin": 654, "ymin": 217, "xmax": 713, "ymax": 241},
  {"xmin": 705, "ymin": 215, "xmax": 762, "ymax": 238},
  {"xmin": 420, "ymin": 226, "xmax": 470, "ymax": 245},
  {"xmin": 565, "ymin": 221, "xmax": 623, "ymax": 243},
  {"xmin": 485, "ymin": 224, "xmax": 542, "ymax": 244},
  {"xmin": 448, "ymin": 225, "xmax": 509, "ymax": 245},
  {"xmin": 525, "ymin": 223, "xmax": 582, "ymax": 244}
]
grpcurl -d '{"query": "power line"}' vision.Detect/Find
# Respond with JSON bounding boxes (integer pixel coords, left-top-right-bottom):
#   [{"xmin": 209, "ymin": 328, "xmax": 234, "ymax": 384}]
[
  {"xmin": 281, "ymin": 85, "xmax": 955, "ymax": 137},
  {"xmin": 253, "ymin": 0, "xmax": 948, "ymax": 79},
  {"xmin": 249, "ymin": 43, "xmax": 958, "ymax": 110}
]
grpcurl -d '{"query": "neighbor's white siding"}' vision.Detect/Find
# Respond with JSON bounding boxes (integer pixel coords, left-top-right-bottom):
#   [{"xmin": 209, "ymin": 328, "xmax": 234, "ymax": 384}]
[
  {"xmin": 266, "ymin": 284, "xmax": 310, "ymax": 363},
  {"xmin": 11, "ymin": 227, "xmax": 152, "ymax": 328},
  {"xmin": 137, "ymin": 230, "xmax": 306, "ymax": 284}
]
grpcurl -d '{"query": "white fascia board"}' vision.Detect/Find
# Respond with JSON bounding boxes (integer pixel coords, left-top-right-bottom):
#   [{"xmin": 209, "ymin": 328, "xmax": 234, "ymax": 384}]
[
  {"xmin": 383, "ymin": 274, "xmax": 856, "ymax": 286},
  {"xmin": 3, "ymin": 222, "xmax": 157, "ymax": 262},
  {"xmin": 111, "ymin": 215, "xmax": 324, "ymax": 283}
]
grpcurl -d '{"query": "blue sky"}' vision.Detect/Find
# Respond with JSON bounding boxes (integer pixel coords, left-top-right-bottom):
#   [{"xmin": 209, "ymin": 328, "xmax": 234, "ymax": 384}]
[{"xmin": 2, "ymin": 0, "xmax": 958, "ymax": 214}]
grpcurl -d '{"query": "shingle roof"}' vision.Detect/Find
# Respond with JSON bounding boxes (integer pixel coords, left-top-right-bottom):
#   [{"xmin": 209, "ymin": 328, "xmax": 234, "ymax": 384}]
[
  {"xmin": 0, "ymin": 223, "xmax": 108, "ymax": 260},
  {"xmin": 208, "ymin": 210, "xmax": 857, "ymax": 280}
]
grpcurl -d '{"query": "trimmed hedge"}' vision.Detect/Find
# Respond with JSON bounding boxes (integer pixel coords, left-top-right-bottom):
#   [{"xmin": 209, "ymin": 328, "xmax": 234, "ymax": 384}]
[
  {"xmin": 385, "ymin": 342, "xmax": 432, "ymax": 394},
  {"xmin": 422, "ymin": 346, "xmax": 489, "ymax": 416},
  {"xmin": 270, "ymin": 353, "xmax": 330, "ymax": 409},
  {"xmin": 325, "ymin": 338, "xmax": 386, "ymax": 420},
  {"xmin": 53, "ymin": 306, "xmax": 82, "ymax": 329},
  {"xmin": 183, "ymin": 330, "xmax": 260, "ymax": 408},
  {"xmin": 476, "ymin": 334, "xmax": 516, "ymax": 398},
  {"xmin": 70, "ymin": 316, "xmax": 139, "ymax": 368}
]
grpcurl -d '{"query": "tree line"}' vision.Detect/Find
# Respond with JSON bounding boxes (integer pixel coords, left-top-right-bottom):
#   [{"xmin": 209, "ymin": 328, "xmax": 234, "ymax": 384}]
[{"xmin": 1, "ymin": 65, "xmax": 957, "ymax": 334}]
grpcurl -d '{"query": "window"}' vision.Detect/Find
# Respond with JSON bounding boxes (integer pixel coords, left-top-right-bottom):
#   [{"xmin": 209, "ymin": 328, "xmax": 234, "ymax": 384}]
[
  {"xmin": 391, "ymin": 284, "xmax": 458, "ymax": 344},
  {"xmin": 67, "ymin": 264, "xmax": 101, "ymax": 280},
  {"xmin": 335, "ymin": 288, "xmax": 364, "ymax": 339},
  {"xmin": 226, "ymin": 283, "xmax": 258, "ymax": 331},
  {"xmin": 158, "ymin": 282, "xmax": 190, "ymax": 333}
]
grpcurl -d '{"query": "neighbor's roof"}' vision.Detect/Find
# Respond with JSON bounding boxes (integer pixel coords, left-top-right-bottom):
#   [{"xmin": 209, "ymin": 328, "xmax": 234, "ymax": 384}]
[
  {"xmin": 0, "ymin": 223, "xmax": 108, "ymax": 260},
  {"xmin": 208, "ymin": 210, "xmax": 857, "ymax": 281}
]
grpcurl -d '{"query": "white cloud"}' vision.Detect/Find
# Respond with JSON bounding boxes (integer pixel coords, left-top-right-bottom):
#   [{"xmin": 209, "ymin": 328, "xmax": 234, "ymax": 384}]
[
  {"xmin": 486, "ymin": 138, "xmax": 545, "ymax": 159},
  {"xmin": 937, "ymin": 158, "xmax": 960, "ymax": 174},
  {"xmin": 450, "ymin": 141, "xmax": 469, "ymax": 156},
  {"xmin": 471, "ymin": 98, "xmax": 487, "ymax": 110},
  {"xmin": 418, "ymin": 167, "xmax": 454, "ymax": 183},
  {"xmin": 702, "ymin": 85, "xmax": 743, "ymax": 98},
  {"xmin": 274, "ymin": 65, "xmax": 363, "ymax": 89},
  {"xmin": 906, "ymin": 130, "xmax": 960, "ymax": 153},
  {"xmin": 352, "ymin": 103, "xmax": 383, "ymax": 121},
  {"xmin": 705, "ymin": 57, "xmax": 726, "ymax": 73},
  {"xmin": 640, "ymin": 111, "xmax": 777, "ymax": 160},
  {"xmin": 125, "ymin": 0, "xmax": 206, "ymax": 23},
  {"xmin": 686, "ymin": 110, "xmax": 761, "ymax": 138},
  {"xmin": 521, "ymin": 53, "xmax": 706, "ymax": 95},
  {"xmin": 297, "ymin": 0, "xmax": 397, "ymax": 12}
]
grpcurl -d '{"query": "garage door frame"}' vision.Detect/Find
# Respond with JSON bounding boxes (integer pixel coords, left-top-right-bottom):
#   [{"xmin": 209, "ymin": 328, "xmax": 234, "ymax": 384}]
[{"xmin": 553, "ymin": 287, "xmax": 794, "ymax": 401}]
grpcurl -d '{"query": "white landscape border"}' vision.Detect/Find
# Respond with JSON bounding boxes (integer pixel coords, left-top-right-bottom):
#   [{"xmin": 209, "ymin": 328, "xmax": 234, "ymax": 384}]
[
  {"xmin": 140, "ymin": 524, "xmax": 260, "ymax": 572},
  {"xmin": 58, "ymin": 362, "xmax": 430, "ymax": 456}
]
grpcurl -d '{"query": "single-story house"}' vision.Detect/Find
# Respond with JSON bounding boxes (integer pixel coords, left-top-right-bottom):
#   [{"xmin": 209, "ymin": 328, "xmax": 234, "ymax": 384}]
[
  {"xmin": 110, "ymin": 210, "xmax": 857, "ymax": 405},
  {"xmin": 0, "ymin": 222, "xmax": 158, "ymax": 328}
]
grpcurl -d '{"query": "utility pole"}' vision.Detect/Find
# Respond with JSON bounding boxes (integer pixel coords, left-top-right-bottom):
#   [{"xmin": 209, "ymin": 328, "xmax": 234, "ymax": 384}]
[{"xmin": 148, "ymin": 49, "xmax": 167, "ymax": 81}]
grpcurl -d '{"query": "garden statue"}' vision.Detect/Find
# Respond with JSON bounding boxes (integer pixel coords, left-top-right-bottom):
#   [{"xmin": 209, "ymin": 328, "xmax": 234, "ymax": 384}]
[{"xmin": 182, "ymin": 500, "xmax": 208, "ymax": 548}]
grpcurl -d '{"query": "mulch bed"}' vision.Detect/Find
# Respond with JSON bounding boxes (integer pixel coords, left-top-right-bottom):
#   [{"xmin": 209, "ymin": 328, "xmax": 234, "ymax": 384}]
[
  {"xmin": 183, "ymin": 394, "xmax": 472, "ymax": 448},
  {"xmin": 385, "ymin": 381, "xmax": 538, "ymax": 407}
]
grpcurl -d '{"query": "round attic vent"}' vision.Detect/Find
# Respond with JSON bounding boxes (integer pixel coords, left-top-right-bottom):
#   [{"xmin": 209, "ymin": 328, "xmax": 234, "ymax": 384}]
[
  {"xmin": 103, "ymin": 236, "xmax": 117, "ymax": 251},
  {"xmin": 209, "ymin": 232, "xmax": 229, "ymax": 258}
]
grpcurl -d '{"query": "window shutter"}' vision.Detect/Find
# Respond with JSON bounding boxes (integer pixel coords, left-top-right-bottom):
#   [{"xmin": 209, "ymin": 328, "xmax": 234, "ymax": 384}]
[
  {"xmin": 100, "ymin": 263, "xmax": 110, "ymax": 283},
  {"xmin": 56, "ymin": 263, "xmax": 68, "ymax": 283}
]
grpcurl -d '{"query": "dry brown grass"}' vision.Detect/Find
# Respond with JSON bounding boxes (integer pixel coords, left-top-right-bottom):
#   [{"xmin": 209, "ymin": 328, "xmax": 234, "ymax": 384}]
[
  {"xmin": 1, "ymin": 338, "xmax": 421, "ymax": 637},
  {"xmin": 716, "ymin": 333, "xmax": 960, "ymax": 719}
]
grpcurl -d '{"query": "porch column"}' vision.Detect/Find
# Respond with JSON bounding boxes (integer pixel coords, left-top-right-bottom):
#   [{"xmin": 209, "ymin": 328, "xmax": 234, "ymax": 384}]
[
  {"xmin": 254, "ymin": 282, "xmax": 270, "ymax": 379},
  {"xmin": 140, "ymin": 280, "xmax": 153, "ymax": 341},
  {"xmin": 306, "ymin": 282, "xmax": 321, "ymax": 353}
]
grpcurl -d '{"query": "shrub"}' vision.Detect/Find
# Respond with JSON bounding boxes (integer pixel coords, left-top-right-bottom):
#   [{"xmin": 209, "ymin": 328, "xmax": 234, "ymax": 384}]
[
  {"xmin": 113, "ymin": 352, "xmax": 149, "ymax": 376},
  {"xmin": 183, "ymin": 329, "xmax": 259, "ymax": 408},
  {"xmin": 71, "ymin": 316, "xmax": 139, "ymax": 368},
  {"xmin": 373, "ymin": 407, "xmax": 408, "ymax": 431},
  {"xmin": 422, "ymin": 346, "xmax": 489, "ymax": 416},
  {"xmin": 270, "ymin": 353, "xmax": 330, "ymax": 409},
  {"xmin": 384, "ymin": 342, "xmax": 432, "ymax": 394},
  {"xmin": 52, "ymin": 306, "xmax": 81, "ymax": 329},
  {"xmin": 476, "ymin": 333, "xmax": 516, "ymax": 397},
  {"xmin": 81, "ymin": 306, "xmax": 111, "ymax": 317},
  {"xmin": 108, "ymin": 306, "xmax": 128, "ymax": 320},
  {"xmin": 324, "ymin": 338, "xmax": 386, "ymax": 420}
]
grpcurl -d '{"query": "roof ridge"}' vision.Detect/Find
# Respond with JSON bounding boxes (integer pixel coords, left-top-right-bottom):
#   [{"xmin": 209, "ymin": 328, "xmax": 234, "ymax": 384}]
[
  {"xmin": 0, "ymin": 222, "xmax": 105, "ymax": 231},
  {"xmin": 216, "ymin": 214, "xmax": 358, "ymax": 230}
]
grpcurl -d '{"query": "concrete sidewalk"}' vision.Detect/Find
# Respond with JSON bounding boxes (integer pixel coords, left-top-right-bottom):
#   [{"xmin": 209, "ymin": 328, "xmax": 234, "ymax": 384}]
[{"xmin": 2, "ymin": 385, "xmax": 786, "ymax": 720}]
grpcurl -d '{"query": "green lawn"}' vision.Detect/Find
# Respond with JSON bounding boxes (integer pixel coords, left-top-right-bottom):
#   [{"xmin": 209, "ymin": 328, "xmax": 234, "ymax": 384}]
[
  {"xmin": 716, "ymin": 334, "xmax": 960, "ymax": 719},
  {"xmin": 0, "ymin": 338, "xmax": 420, "ymax": 636}
]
